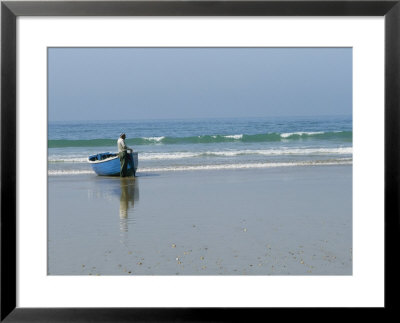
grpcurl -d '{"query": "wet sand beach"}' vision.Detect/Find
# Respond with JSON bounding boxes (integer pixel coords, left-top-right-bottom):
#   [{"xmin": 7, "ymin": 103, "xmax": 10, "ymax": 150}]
[{"xmin": 48, "ymin": 165, "xmax": 352, "ymax": 275}]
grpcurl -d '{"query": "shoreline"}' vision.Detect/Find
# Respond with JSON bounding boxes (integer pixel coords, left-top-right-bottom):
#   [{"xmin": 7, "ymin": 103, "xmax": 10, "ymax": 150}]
[{"xmin": 48, "ymin": 161, "xmax": 352, "ymax": 176}]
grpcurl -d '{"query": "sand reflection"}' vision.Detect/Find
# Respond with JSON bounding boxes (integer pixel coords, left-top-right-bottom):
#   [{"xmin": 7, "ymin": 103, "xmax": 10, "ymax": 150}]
[{"xmin": 118, "ymin": 177, "xmax": 139, "ymax": 232}]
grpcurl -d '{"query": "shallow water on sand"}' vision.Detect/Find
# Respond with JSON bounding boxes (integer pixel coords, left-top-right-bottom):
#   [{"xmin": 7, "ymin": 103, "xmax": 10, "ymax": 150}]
[{"xmin": 48, "ymin": 165, "xmax": 352, "ymax": 275}]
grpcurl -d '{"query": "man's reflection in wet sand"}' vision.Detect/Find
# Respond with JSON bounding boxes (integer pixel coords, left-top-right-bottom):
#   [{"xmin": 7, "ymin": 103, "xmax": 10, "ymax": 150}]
[{"xmin": 119, "ymin": 177, "xmax": 139, "ymax": 232}]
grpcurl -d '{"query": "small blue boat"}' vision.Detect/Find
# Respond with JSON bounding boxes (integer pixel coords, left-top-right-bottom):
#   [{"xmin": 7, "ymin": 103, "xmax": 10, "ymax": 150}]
[{"xmin": 88, "ymin": 151, "xmax": 138, "ymax": 176}]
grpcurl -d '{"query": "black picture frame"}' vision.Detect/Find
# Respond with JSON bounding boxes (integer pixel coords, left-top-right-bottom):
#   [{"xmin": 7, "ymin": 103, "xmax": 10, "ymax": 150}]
[{"xmin": 1, "ymin": 0, "xmax": 399, "ymax": 321}]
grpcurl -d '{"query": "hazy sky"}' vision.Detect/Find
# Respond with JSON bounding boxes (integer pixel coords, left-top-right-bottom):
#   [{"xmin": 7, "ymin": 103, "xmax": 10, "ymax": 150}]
[{"xmin": 48, "ymin": 47, "xmax": 352, "ymax": 121}]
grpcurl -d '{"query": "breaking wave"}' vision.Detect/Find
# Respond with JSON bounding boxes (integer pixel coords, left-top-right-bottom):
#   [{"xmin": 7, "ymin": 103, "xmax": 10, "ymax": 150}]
[
  {"xmin": 48, "ymin": 131, "xmax": 352, "ymax": 148},
  {"xmin": 48, "ymin": 147, "xmax": 352, "ymax": 163}
]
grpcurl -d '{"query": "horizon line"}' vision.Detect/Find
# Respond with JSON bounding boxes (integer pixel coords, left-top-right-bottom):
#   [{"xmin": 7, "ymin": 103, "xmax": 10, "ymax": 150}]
[{"xmin": 49, "ymin": 114, "xmax": 353, "ymax": 123}]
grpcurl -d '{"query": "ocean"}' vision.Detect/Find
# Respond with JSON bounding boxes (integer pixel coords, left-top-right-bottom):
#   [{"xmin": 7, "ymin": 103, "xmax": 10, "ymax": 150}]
[{"xmin": 48, "ymin": 115, "xmax": 352, "ymax": 175}]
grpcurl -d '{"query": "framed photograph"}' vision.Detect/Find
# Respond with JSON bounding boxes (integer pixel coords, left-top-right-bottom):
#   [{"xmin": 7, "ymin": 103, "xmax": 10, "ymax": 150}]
[{"xmin": 1, "ymin": 0, "xmax": 398, "ymax": 320}]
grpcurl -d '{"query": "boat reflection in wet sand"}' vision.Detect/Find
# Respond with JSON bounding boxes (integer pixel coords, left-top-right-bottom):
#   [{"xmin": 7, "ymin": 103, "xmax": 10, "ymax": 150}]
[
  {"xmin": 118, "ymin": 177, "xmax": 139, "ymax": 232},
  {"xmin": 88, "ymin": 151, "xmax": 138, "ymax": 176}
]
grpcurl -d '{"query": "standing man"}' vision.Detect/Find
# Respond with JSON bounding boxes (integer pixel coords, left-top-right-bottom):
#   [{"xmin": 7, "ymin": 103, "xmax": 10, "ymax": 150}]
[{"xmin": 118, "ymin": 133, "xmax": 134, "ymax": 177}]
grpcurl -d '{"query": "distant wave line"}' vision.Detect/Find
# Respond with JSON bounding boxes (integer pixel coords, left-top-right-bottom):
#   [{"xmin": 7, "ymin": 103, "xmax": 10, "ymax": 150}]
[{"xmin": 48, "ymin": 131, "xmax": 353, "ymax": 148}]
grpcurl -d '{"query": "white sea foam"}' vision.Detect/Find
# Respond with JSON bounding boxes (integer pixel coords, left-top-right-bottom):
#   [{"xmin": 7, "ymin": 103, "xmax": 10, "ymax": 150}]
[
  {"xmin": 143, "ymin": 136, "xmax": 165, "ymax": 142},
  {"xmin": 200, "ymin": 147, "xmax": 352, "ymax": 157},
  {"xmin": 48, "ymin": 158, "xmax": 352, "ymax": 176},
  {"xmin": 139, "ymin": 152, "xmax": 197, "ymax": 160},
  {"xmin": 48, "ymin": 169, "xmax": 95, "ymax": 176},
  {"xmin": 280, "ymin": 131, "xmax": 325, "ymax": 138},
  {"xmin": 135, "ymin": 148, "xmax": 351, "ymax": 161},
  {"xmin": 139, "ymin": 159, "xmax": 352, "ymax": 172},
  {"xmin": 48, "ymin": 157, "xmax": 89, "ymax": 163},
  {"xmin": 224, "ymin": 134, "xmax": 243, "ymax": 139},
  {"xmin": 48, "ymin": 147, "xmax": 353, "ymax": 163}
]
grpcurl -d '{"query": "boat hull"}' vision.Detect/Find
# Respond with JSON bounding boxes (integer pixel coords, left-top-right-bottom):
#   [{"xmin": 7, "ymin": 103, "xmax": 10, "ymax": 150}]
[{"xmin": 88, "ymin": 152, "xmax": 138, "ymax": 176}]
